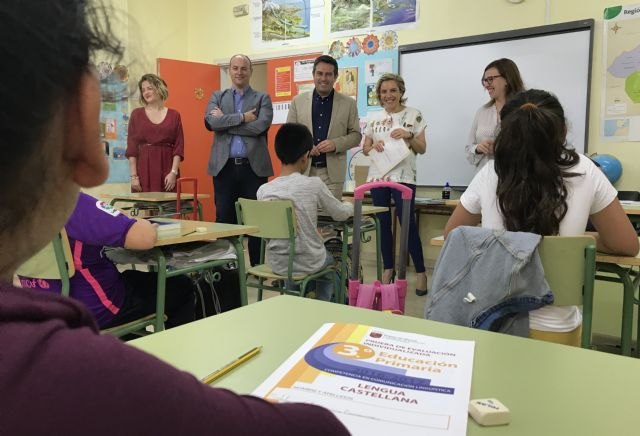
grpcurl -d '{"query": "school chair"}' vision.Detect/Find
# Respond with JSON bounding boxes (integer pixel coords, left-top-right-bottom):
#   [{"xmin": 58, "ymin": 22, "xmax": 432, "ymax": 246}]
[
  {"xmin": 235, "ymin": 198, "xmax": 338, "ymax": 301},
  {"xmin": 16, "ymin": 230, "xmax": 165, "ymax": 338},
  {"xmin": 534, "ymin": 235, "xmax": 597, "ymax": 349},
  {"xmin": 16, "ymin": 229, "xmax": 74, "ymax": 297}
]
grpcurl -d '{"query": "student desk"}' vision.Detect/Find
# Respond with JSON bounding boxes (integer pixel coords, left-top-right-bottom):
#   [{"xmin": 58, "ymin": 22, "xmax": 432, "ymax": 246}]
[
  {"xmin": 131, "ymin": 295, "xmax": 640, "ymax": 435},
  {"xmin": 114, "ymin": 219, "xmax": 257, "ymax": 332},
  {"xmin": 430, "ymin": 235, "xmax": 640, "ymax": 357},
  {"xmin": 595, "ymin": 242, "xmax": 640, "ymax": 357},
  {"xmin": 319, "ymin": 205, "xmax": 386, "ymax": 303},
  {"xmin": 104, "ymin": 192, "xmax": 210, "ymax": 220}
]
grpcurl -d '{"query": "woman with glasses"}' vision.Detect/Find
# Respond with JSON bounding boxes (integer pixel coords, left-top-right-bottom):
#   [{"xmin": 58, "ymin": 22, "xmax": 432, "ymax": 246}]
[
  {"xmin": 466, "ymin": 58, "xmax": 524, "ymax": 167},
  {"xmin": 362, "ymin": 73, "xmax": 428, "ymax": 297}
]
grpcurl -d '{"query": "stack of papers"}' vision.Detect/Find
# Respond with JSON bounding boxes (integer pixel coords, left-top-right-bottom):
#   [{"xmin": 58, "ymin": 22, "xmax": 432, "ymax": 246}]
[{"xmin": 254, "ymin": 323, "xmax": 475, "ymax": 435}]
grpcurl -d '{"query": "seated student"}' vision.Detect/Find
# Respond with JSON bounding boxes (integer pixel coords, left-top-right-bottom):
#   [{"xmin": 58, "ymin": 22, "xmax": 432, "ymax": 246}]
[
  {"xmin": 20, "ymin": 192, "xmax": 195, "ymax": 329},
  {"xmin": 257, "ymin": 123, "xmax": 354, "ymax": 300},
  {"xmin": 444, "ymin": 89, "xmax": 639, "ymax": 345},
  {"xmin": 0, "ymin": 1, "xmax": 348, "ymax": 434}
]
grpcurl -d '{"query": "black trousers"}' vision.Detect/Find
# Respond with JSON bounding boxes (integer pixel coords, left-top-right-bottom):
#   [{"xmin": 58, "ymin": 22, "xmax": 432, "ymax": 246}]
[
  {"xmin": 213, "ymin": 159, "xmax": 267, "ymax": 266},
  {"xmin": 103, "ymin": 270, "xmax": 195, "ymax": 329}
]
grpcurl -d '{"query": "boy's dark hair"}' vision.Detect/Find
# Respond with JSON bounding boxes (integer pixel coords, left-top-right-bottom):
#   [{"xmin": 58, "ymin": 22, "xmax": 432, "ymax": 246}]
[{"xmin": 275, "ymin": 123, "xmax": 313, "ymax": 165}]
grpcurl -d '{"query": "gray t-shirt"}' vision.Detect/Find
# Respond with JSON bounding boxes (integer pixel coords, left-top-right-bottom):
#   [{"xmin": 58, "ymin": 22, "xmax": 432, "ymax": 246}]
[{"xmin": 257, "ymin": 173, "xmax": 353, "ymax": 274}]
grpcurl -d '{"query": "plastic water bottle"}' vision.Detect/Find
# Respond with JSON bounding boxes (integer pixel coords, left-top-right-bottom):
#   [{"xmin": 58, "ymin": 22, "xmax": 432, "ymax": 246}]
[{"xmin": 442, "ymin": 182, "xmax": 451, "ymax": 200}]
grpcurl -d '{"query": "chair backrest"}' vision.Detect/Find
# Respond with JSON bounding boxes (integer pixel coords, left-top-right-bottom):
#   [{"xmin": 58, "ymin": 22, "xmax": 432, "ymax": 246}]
[
  {"xmin": 538, "ymin": 235, "xmax": 596, "ymax": 348},
  {"xmin": 538, "ymin": 236, "xmax": 596, "ymax": 306},
  {"xmin": 16, "ymin": 229, "xmax": 75, "ymax": 296},
  {"xmin": 235, "ymin": 198, "xmax": 296, "ymax": 239}
]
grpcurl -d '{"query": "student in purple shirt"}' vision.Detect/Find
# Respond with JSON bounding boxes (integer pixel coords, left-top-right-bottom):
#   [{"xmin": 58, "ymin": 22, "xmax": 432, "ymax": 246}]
[
  {"xmin": 0, "ymin": 1, "xmax": 349, "ymax": 434},
  {"xmin": 20, "ymin": 192, "xmax": 195, "ymax": 329}
]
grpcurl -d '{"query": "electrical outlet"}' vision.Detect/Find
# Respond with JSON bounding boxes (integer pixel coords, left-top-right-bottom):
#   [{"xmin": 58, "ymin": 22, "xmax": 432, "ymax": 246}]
[{"xmin": 233, "ymin": 4, "xmax": 249, "ymax": 17}]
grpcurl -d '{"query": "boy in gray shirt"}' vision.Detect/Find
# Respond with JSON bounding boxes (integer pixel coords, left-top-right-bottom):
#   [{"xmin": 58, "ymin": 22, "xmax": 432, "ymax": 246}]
[{"xmin": 257, "ymin": 123, "xmax": 353, "ymax": 300}]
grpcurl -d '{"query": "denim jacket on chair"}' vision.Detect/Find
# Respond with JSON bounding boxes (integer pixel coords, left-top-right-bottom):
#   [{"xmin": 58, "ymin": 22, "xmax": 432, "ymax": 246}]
[{"xmin": 424, "ymin": 226, "xmax": 554, "ymax": 337}]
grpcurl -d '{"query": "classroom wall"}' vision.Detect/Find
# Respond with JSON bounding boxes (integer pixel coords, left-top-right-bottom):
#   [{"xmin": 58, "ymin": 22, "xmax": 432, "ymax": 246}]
[
  {"xmin": 118, "ymin": 0, "xmax": 636, "ymax": 339},
  {"xmin": 120, "ymin": 0, "xmax": 639, "ymax": 190}
]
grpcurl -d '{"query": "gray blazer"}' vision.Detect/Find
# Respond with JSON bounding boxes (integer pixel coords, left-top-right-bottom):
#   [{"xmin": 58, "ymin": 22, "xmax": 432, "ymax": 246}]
[
  {"xmin": 204, "ymin": 86, "xmax": 274, "ymax": 177},
  {"xmin": 287, "ymin": 91, "xmax": 361, "ymax": 183}
]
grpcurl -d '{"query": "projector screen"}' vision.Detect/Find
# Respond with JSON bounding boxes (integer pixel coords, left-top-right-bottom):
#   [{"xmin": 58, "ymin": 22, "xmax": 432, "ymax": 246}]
[{"xmin": 399, "ymin": 20, "xmax": 594, "ymax": 187}]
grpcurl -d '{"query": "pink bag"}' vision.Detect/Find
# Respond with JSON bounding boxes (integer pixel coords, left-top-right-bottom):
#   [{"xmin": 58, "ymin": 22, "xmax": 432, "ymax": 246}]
[{"xmin": 348, "ymin": 181, "xmax": 412, "ymax": 314}]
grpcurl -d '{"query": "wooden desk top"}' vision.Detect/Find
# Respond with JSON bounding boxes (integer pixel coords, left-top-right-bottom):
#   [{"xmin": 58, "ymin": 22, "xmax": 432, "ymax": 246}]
[
  {"xmin": 621, "ymin": 203, "xmax": 640, "ymax": 215},
  {"xmin": 131, "ymin": 295, "xmax": 640, "ymax": 435},
  {"xmin": 595, "ymin": 237, "xmax": 640, "ymax": 266},
  {"xmin": 152, "ymin": 219, "xmax": 257, "ymax": 247},
  {"xmin": 103, "ymin": 192, "xmax": 210, "ymax": 202}
]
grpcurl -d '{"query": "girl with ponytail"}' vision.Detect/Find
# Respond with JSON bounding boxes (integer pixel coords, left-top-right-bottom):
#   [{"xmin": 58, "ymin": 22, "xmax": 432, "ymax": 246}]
[{"xmin": 444, "ymin": 89, "xmax": 638, "ymax": 343}]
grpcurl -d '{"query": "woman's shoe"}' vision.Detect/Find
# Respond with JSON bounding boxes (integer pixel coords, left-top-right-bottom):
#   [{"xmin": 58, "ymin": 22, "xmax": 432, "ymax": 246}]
[
  {"xmin": 415, "ymin": 273, "xmax": 428, "ymax": 296},
  {"xmin": 382, "ymin": 269, "xmax": 396, "ymax": 284},
  {"xmin": 415, "ymin": 288, "xmax": 428, "ymax": 297}
]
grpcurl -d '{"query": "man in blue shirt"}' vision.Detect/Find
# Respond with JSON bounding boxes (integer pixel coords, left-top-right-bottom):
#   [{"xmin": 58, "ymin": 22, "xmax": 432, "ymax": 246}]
[{"xmin": 205, "ymin": 54, "xmax": 273, "ymax": 265}]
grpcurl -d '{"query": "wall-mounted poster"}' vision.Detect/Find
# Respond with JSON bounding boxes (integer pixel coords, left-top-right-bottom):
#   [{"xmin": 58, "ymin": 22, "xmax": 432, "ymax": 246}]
[
  {"xmin": 251, "ymin": 0, "xmax": 324, "ymax": 49},
  {"xmin": 337, "ymin": 67, "xmax": 358, "ymax": 100},
  {"xmin": 364, "ymin": 58, "xmax": 393, "ymax": 83},
  {"xmin": 602, "ymin": 4, "xmax": 640, "ymax": 141},
  {"xmin": 331, "ymin": 0, "xmax": 418, "ymax": 36},
  {"xmin": 98, "ymin": 61, "xmax": 129, "ymax": 183}
]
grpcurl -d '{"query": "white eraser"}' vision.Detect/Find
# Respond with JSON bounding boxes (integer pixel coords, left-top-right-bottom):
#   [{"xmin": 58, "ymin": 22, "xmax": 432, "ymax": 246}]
[
  {"xmin": 469, "ymin": 398, "xmax": 510, "ymax": 426},
  {"xmin": 196, "ymin": 227, "xmax": 207, "ymax": 233}
]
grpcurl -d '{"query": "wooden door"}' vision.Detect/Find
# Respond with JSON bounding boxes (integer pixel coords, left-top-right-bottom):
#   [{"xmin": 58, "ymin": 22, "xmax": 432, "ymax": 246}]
[{"xmin": 157, "ymin": 58, "xmax": 219, "ymax": 221}]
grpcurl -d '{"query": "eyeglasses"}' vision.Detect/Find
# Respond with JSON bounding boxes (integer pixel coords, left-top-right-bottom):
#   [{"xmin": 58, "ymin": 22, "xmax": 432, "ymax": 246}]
[{"xmin": 481, "ymin": 75, "xmax": 502, "ymax": 85}]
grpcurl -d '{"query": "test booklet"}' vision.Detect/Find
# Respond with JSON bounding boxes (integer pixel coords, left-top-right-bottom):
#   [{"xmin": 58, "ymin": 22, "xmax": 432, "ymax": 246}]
[{"xmin": 253, "ymin": 323, "xmax": 475, "ymax": 435}]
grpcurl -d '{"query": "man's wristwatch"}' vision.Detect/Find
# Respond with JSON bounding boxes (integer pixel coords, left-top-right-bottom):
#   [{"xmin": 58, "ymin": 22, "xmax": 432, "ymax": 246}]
[{"xmin": 171, "ymin": 169, "xmax": 178, "ymax": 176}]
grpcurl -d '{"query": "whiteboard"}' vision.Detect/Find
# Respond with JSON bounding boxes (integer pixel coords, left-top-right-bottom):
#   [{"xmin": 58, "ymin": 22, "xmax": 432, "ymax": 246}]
[{"xmin": 399, "ymin": 20, "xmax": 594, "ymax": 187}]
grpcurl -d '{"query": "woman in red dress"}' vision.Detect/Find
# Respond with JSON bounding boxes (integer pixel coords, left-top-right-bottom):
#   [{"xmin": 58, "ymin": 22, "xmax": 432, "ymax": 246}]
[{"xmin": 126, "ymin": 74, "xmax": 184, "ymax": 192}]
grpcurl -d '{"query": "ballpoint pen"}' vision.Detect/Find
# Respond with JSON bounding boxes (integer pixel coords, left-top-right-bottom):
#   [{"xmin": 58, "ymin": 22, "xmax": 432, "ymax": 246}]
[
  {"xmin": 181, "ymin": 230, "xmax": 196, "ymax": 237},
  {"xmin": 201, "ymin": 346, "xmax": 262, "ymax": 384}
]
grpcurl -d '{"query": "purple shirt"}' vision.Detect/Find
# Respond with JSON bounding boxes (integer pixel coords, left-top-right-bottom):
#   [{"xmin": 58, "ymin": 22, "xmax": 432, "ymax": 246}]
[
  {"xmin": 20, "ymin": 193, "xmax": 135, "ymax": 327},
  {"xmin": 0, "ymin": 282, "xmax": 350, "ymax": 435},
  {"xmin": 229, "ymin": 88, "xmax": 247, "ymax": 158}
]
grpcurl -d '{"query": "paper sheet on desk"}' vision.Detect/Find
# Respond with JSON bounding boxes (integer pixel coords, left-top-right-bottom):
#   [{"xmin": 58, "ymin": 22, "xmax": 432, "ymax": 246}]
[
  {"xmin": 370, "ymin": 137, "xmax": 411, "ymax": 176},
  {"xmin": 254, "ymin": 323, "xmax": 475, "ymax": 436}
]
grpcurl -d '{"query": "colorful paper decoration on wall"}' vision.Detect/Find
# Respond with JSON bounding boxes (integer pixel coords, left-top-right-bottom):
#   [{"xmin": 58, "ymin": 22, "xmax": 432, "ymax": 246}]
[
  {"xmin": 380, "ymin": 30, "xmax": 398, "ymax": 50},
  {"xmin": 346, "ymin": 36, "xmax": 362, "ymax": 57},
  {"xmin": 362, "ymin": 34, "xmax": 380, "ymax": 55}
]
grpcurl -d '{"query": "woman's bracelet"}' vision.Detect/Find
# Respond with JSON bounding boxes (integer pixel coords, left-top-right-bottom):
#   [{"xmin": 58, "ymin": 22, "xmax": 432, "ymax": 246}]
[{"xmin": 130, "ymin": 175, "xmax": 139, "ymax": 179}]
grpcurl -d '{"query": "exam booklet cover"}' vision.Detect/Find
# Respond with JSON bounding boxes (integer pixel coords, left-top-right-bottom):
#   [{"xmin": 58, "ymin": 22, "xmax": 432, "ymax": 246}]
[{"xmin": 253, "ymin": 323, "xmax": 475, "ymax": 435}]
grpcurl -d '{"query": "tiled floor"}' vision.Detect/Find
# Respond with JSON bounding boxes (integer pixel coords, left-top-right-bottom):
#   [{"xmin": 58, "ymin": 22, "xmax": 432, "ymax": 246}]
[{"xmin": 246, "ymin": 249, "xmax": 432, "ymax": 319}]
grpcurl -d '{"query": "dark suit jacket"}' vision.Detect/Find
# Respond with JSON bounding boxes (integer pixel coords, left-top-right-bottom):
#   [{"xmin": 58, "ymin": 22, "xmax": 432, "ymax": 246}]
[{"xmin": 204, "ymin": 86, "xmax": 273, "ymax": 177}]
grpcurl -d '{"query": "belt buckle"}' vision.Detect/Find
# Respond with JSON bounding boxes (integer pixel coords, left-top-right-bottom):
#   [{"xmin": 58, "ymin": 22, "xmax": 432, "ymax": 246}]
[{"xmin": 233, "ymin": 157, "xmax": 245, "ymax": 165}]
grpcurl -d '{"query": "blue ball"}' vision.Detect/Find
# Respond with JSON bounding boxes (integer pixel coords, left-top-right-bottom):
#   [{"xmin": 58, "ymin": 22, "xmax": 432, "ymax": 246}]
[{"xmin": 592, "ymin": 154, "xmax": 623, "ymax": 184}]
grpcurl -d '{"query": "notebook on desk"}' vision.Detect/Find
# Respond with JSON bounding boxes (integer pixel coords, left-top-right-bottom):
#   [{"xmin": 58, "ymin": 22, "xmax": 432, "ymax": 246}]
[{"xmin": 147, "ymin": 218, "xmax": 182, "ymax": 234}]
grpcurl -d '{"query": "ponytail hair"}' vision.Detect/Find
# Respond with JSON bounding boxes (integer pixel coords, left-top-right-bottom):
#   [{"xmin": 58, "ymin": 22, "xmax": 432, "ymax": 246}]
[{"xmin": 494, "ymin": 89, "xmax": 580, "ymax": 235}]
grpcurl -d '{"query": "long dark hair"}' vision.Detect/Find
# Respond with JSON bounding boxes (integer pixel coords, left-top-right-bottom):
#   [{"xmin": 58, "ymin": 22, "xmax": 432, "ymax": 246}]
[
  {"xmin": 494, "ymin": 89, "xmax": 580, "ymax": 235},
  {"xmin": 0, "ymin": 0, "xmax": 122, "ymax": 230}
]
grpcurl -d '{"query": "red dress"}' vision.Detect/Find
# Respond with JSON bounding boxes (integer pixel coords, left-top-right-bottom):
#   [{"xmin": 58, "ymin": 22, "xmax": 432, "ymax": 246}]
[{"xmin": 125, "ymin": 107, "xmax": 185, "ymax": 192}]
